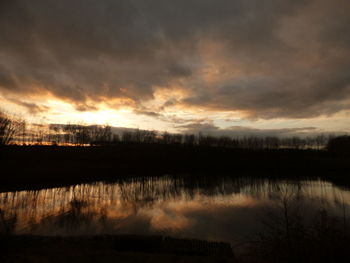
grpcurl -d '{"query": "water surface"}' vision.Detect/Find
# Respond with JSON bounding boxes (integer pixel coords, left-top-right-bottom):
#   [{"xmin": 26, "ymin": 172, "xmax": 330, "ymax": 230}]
[{"xmin": 1, "ymin": 176, "xmax": 350, "ymax": 246}]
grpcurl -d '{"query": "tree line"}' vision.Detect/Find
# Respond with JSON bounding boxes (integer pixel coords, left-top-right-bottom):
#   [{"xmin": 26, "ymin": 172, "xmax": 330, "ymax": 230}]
[{"xmin": 0, "ymin": 110, "xmax": 347, "ymax": 150}]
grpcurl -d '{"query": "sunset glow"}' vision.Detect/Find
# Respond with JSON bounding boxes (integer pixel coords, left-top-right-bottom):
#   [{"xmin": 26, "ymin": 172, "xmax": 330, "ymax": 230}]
[{"xmin": 1, "ymin": 0, "xmax": 349, "ymax": 136}]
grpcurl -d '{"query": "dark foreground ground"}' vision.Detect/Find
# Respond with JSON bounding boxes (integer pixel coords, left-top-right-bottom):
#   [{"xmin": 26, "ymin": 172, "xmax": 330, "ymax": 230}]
[
  {"xmin": 1, "ymin": 145, "xmax": 350, "ymax": 192},
  {"xmin": 0, "ymin": 235, "xmax": 235, "ymax": 263},
  {"xmin": 2, "ymin": 229, "xmax": 350, "ymax": 263}
]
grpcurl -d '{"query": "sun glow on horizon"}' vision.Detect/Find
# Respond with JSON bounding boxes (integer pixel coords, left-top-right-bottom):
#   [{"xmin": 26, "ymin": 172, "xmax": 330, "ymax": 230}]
[{"xmin": 1, "ymin": 90, "xmax": 350, "ymax": 136}]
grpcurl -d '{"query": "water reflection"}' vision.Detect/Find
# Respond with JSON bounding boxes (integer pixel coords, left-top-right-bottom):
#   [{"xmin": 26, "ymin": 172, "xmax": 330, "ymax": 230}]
[{"xmin": 1, "ymin": 176, "xmax": 350, "ymax": 244}]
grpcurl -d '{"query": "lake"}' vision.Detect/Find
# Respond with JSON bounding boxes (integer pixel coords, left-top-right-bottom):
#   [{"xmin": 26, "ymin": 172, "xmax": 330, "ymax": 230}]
[{"xmin": 1, "ymin": 175, "xmax": 349, "ymax": 250}]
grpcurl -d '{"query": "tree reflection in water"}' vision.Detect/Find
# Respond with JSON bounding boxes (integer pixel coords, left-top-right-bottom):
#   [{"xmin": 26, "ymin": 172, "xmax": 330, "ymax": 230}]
[{"xmin": 0, "ymin": 176, "xmax": 350, "ymax": 245}]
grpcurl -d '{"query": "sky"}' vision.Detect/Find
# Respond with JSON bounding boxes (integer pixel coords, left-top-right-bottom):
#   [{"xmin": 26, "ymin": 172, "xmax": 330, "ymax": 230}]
[{"xmin": 1, "ymin": 0, "xmax": 350, "ymax": 137}]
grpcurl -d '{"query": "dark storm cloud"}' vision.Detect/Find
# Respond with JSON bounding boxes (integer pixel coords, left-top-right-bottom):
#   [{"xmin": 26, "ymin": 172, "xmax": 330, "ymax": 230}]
[
  {"xmin": 0, "ymin": 66, "xmax": 17, "ymax": 91},
  {"xmin": 0, "ymin": 0, "xmax": 199, "ymax": 104},
  {"xmin": 0, "ymin": 0, "xmax": 349, "ymax": 118}
]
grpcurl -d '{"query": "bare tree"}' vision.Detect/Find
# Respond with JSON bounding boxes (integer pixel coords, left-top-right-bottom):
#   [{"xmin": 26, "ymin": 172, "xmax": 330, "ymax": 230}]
[{"xmin": 0, "ymin": 111, "xmax": 26, "ymax": 146}]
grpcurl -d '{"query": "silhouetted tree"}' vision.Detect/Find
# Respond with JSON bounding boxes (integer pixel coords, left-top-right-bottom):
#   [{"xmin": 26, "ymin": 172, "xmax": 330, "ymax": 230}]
[
  {"xmin": 0, "ymin": 111, "xmax": 25, "ymax": 146},
  {"xmin": 161, "ymin": 132, "xmax": 172, "ymax": 144},
  {"xmin": 122, "ymin": 131, "xmax": 133, "ymax": 143},
  {"xmin": 184, "ymin": 134, "xmax": 196, "ymax": 146},
  {"xmin": 327, "ymin": 135, "xmax": 350, "ymax": 153}
]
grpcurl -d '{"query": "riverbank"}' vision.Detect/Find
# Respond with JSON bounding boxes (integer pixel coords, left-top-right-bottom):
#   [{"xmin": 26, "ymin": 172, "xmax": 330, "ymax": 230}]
[{"xmin": 1, "ymin": 145, "xmax": 349, "ymax": 192}]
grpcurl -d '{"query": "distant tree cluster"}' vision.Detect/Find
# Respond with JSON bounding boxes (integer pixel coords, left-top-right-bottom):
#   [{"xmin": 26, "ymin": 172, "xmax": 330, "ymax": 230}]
[
  {"xmin": 44, "ymin": 124, "xmax": 115, "ymax": 146},
  {"xmin": 116, "ymin": 131, "xmax": 331, "ymax": 150},
  {"xmin": 0, "ymin": 111, "xmax": 113, "ymax": 146},
  {"xmin": 0, "ymin": 110, "xmax": 346, "ymax": 150},
  {"xmin": 327, "ymin": 135, "xmax": 350, "ymax": 153}
]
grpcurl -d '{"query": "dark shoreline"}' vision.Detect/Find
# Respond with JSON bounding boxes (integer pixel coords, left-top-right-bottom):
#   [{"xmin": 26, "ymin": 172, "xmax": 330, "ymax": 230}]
[
  {"xmin": 0, "ymin": 234, "xmax": 234, "ymax": 263},
  {"xmin": 1, "ymin": 145, "xmax": 350, "ymax": 192}
]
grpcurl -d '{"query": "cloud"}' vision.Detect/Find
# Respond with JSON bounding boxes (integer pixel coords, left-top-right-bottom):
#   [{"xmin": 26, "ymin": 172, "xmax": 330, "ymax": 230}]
[
  {"xmin": 134, "ymin": 110, "xmax": 161, "ymax": 118},
  {"xmin": 7, "ymin": 98, "xmax": 50, "ymax": 114},
  {"xmin": 0, "ymin": 0, "xmax": 349, "ymax": 119},
  {"xmin": 177, "ymin": 121, "xmax": 321, "ymax": 137}
]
